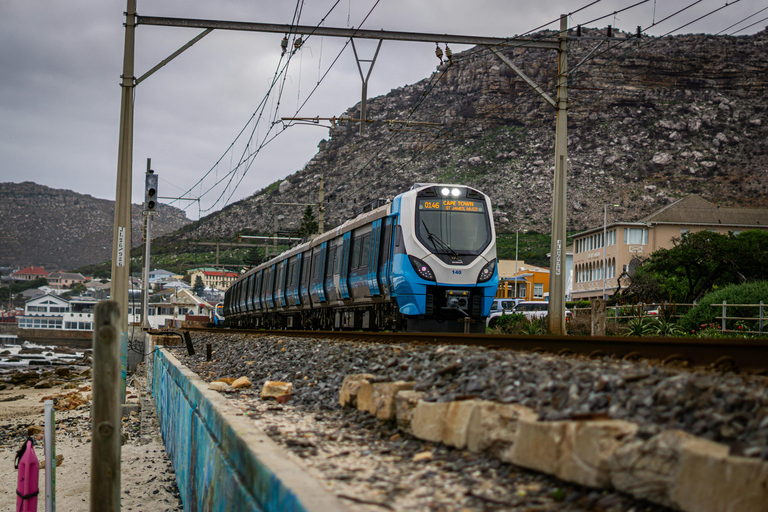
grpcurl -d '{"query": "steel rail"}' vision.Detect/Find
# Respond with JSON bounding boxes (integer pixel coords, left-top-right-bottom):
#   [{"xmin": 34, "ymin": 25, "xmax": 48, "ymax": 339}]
[{"xmin": 180, "ymin": 328, "xmax": 768, "ymax": 372}]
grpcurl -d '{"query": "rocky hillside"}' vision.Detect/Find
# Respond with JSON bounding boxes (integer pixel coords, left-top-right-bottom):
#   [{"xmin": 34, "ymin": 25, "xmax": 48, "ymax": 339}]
[
  {"xmin": 170, "ymin": 27, "xmax": 767, "ymax": 242},
  {"xmin": 0, "ymin": 182, "xmax": 191, "ymax": 270}
]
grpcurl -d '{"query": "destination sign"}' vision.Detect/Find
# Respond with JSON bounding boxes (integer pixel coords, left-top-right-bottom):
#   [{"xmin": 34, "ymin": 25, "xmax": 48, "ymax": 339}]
[{"xmin": 418, "ymin": 198, "xmax": 485, "ymax": 213}]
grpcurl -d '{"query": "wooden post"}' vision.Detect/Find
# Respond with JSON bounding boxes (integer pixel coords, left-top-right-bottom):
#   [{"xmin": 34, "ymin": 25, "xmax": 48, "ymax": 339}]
[{"xmin": 91, "ymin": 301, "xmax": 122, "ymax": 512}]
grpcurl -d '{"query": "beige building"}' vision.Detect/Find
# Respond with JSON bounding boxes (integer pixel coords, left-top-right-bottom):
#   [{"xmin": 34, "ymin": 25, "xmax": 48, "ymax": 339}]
[
  {"xmin": 571, "ymin": 195, "xmax": 768, "ymax": 300},
  {"xmin": 187, "ymin": 269, "xmax": 239, "ymax": 291}
]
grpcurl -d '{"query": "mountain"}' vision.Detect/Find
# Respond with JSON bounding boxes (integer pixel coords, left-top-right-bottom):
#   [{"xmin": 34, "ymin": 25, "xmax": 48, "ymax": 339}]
[
  {"xmin": 168, "ymin": 27, "xmax": 767, "ymax": 245},
  {"xmin": 0, "ymin": 182, "xmax": 191, "ymax": 270}
]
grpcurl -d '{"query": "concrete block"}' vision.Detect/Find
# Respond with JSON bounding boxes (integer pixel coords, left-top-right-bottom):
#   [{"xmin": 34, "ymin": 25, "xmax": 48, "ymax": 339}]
[
  {"xmin": 356, "ymin": 380, "xmax": 375, "ymax": 414},
  {"xmin": 394, "ymin": 390, "xmax": 425, "ymax": 432},
  {"xmin": 466, "ymin": 401, "xmax": 537, "ymax": 460},
  {"xmin": 560, "ymin": 420, "xmax": 638, "ymax": 488},
  {"xmin": 610, "ymin": 429, "xmax": 703, "ymax": 509},
  {"xmin": 372, "ymin": 381, "xmax": 416, "ymax": 420},
  {"xmin": 410, "ymin": 401, "xmax": 451, "ymax": 443},
  {"xmin": 340, "ymin": 374, "xmax": 375, "ymax": 408},
  {"xmin": 442, "ymin": 400, "xmax": 479, "ymax": 449},
  {"xmin": 672, "ymin": 438, "xmax": 766, "ymax": 512},
  {"xmin": 512, "ymin": 418, "xmax": 637, "ymax": 489},
  {"xmin": 510, "ymin": 416, "xmax": 568, "ymax": 476}
]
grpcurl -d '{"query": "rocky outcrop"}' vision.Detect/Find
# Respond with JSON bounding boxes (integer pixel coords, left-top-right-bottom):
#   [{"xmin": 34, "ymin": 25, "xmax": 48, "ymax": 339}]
[
  {"xmin": 0, "ymin": 181, "xmax": 190, "ymax": 269},
  {"xmin": 176, "ymin": 28, "xmax": 767, "ymax": 240}
]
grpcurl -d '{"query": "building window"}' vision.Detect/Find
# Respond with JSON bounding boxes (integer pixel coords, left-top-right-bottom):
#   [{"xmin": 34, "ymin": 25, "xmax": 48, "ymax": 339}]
[
  {"xmin": 624, "ymin": 228, "xmax": 648, "ymax": 245},
  {"xmin": 607, "ymin": 229, "xmax": 616, "ymax": 246},
  {"xmin": 533, "ymin": 283, "xmax": 544, "ymax": 298}
]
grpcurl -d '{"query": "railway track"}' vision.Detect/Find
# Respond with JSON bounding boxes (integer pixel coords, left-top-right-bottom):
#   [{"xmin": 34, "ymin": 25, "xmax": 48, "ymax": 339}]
[{"xmin": 178, "ymin": 327, "xmax": 768, "ymax": 372}]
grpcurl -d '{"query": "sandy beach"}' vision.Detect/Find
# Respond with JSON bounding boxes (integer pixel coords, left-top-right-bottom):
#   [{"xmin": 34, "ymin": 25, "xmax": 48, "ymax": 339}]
[{"xmin": 0, "ymin": 376, "xmax": 183, "ymax": 511}]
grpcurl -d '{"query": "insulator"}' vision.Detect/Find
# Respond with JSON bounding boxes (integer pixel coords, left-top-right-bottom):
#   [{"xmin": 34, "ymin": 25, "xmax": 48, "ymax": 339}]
[
  {"xmin": 636, "ymin": 26, "xmax": 642, "ymax": 38},
  {"xmin": 445, "ymin": 45, "xmax": 453, "ymax": 61},
  {"xmin": 607, "ymin": 25, "xmax": 612, "ymax": 38},
  {"xmin": 576, "ymin": 25, "xmax": 582, "ymax": 37},
  {"xmin": 294, "ymin": 37, "xmax": 303, "ymax": 50},
  {"xmin": 435, "ymin": 43, "xmax": 443, "ymax": 61},
  {"xmin": 280, "ymin": 36, "xmax": 288, "ymax": 54}
]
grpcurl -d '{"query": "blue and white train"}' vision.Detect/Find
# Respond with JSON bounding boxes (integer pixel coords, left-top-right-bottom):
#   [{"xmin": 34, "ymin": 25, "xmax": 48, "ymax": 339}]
[{"xmin": 222, "ymin": 184, "xmax": 499, "ymax": 333}]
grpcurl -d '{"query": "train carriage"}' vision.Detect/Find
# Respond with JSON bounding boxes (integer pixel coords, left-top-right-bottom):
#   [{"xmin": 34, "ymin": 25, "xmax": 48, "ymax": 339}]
[{"xmin": 224, "ymin": 183, "xmax": 499, "ymax": 333}]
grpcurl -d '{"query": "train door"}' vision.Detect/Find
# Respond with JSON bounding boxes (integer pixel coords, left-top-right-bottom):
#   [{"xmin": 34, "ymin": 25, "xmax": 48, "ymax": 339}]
[
  {"xmin": 299, "ymin": 250, "xmax": 312, "ymax": 306},
  {"xmin": 367, "ymin": 219, "xmax": 382, "ymax": 296},
  {"xmin": 339, "ymin": 232, "xmax": 352, "ymax": 299},
  {"xmin": 309, "ymin": 243, "xmax": 327, "ymax": 303},
  {"xmin": 379, "ymin": 217, "xmax": 394, "ymax": 299}
]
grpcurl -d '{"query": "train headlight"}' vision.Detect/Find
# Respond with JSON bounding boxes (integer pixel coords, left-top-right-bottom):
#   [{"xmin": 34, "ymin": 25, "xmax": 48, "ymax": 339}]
[
  {"xmin": 409, "ymin": 255, "xmax": 436, "ymax": 281},
  {"xmin": 440, "ymin": 187, "xmax": 461, "ymax": 197},
  {"xmin": 476, "ymin": 258, "xmax": 496, "ymax": 283}
]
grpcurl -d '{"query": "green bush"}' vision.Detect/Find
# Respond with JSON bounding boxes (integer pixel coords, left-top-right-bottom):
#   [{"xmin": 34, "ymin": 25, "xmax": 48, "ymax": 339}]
[
  {"xmin": 680, "ymin": 281, "xmax": 768, "ymax": 333},
  {"xmin": 492, "ymin": 312, "xmax": 529, "ymax": 333},
  {"xmin": 566, "ymin": 300, "xmax": 592, "ymax": 309}
]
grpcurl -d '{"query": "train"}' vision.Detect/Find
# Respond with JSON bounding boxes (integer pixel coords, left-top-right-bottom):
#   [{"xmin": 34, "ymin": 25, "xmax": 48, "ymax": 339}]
[{"xmin": 222, "ymin": 183, "xmax": 499, "ymax": 333}]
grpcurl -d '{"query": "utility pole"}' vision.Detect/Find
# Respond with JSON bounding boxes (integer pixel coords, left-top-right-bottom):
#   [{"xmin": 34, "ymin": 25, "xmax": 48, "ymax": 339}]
[
  {"xmin": 112, "ymin": 0, "xmax": 137, "ymax": 405},
  {"xmin": 548, "ymin": 15, "xmax": 569, "ymax": 335}
]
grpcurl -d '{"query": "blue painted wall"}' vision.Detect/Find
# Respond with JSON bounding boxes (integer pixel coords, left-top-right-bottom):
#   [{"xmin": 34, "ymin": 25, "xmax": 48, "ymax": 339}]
[{"xmin": 152, "ymin": 348, "xmax": 308, "ymax": 512}]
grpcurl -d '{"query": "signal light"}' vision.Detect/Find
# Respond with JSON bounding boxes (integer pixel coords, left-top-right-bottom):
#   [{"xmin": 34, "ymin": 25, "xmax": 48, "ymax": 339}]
[{"xmin": 145, "ymin": 171, "xmax": 158, "ymax": 211}]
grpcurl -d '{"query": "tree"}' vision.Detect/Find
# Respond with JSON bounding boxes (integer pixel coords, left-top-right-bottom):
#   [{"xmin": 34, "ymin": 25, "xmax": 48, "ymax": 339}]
[
  {"xmin": 245, "ymin": 246, "xmax": 264, "ymax": 266},
  {"xmin": 298, "ymin": 205, "xmax": 318, "ymax": 239},
  {"xmin": 193, "ymin": 276, "xmax": 206, "ymax": 297}
]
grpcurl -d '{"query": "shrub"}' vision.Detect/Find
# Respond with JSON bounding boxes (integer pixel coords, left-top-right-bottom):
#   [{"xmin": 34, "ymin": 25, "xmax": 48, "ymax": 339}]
[
  {"xmin": 623, "ymin": 316, "xmax": 656, "ymax": 337},
  {"xmin": 679, "ymin": 281, "xmax": 768, "ymax": 332},
  {"xmin": 492, "ymin": 313, "xmax": 529, "ymax": 334}
]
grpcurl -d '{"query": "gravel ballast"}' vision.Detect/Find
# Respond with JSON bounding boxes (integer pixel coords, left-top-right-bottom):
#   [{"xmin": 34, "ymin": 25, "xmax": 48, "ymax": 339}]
[{"xmin": 169, "ymin": 332, "xmax": 768, "ymax": 511}]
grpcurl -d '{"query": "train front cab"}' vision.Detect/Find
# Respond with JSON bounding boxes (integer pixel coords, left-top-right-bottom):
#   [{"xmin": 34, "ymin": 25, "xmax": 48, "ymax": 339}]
[{"xmin": 389, "ymin": 185, "xmax": 499, "ymax": 333}]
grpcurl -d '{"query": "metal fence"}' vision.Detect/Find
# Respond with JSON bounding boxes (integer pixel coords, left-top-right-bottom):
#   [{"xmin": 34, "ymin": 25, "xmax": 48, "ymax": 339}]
[{"xmin": 570, "ymin": 301, "xmax": 766, "ymax": 336}]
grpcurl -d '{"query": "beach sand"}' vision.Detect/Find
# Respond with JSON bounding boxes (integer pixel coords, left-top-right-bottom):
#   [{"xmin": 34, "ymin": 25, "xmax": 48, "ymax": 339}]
[{"xmin": 0, "ymin": 379, "xmax": 183, "ymax": 511}]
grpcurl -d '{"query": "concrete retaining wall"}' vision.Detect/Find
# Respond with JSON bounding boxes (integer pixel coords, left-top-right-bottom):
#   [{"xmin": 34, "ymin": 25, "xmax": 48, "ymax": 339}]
[{"xmin": 152, "ymin": 347, "xmax": 350, "ymax": 512}]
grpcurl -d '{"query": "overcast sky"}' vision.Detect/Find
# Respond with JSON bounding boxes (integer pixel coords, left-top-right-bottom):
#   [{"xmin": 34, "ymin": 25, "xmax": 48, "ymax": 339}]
[{"xmin": 1, "ymin": 0, "xmax": 765, "ymax": 220}]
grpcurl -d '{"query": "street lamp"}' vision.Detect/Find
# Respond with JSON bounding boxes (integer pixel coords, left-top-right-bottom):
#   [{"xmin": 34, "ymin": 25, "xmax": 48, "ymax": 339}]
[{"xmin": 603, "ymin": 204, "xmax": 620, "ymax": 299}]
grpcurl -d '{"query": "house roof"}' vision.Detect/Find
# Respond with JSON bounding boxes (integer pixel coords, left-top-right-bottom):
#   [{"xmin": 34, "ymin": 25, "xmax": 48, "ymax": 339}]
[
  {"xmin": 202, "ymin": 270, "xmax": 238, "ymax": 278},
  {"xmin": 640, "ymin": 195, "xmax": 768, "ymax": 226},
  {"xmin": 48, "ymin": 272, "xmax": 86, "ymax": 280},
  {"xmin": 13, "ymin": 266, "xmax": 49, "ymax": 277}
]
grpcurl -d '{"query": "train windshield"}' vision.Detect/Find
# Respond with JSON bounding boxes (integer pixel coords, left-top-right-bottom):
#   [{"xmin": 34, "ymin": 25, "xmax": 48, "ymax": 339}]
[{"xmin": 416, "ymin": 193, "xmax": 491, "ymax": 255}]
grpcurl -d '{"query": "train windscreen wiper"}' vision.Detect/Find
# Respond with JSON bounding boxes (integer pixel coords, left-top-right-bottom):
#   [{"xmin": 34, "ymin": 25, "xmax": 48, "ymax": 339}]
[{"xmin": 421, "ymin": 220, "xmax": 460, "ymax": 258}]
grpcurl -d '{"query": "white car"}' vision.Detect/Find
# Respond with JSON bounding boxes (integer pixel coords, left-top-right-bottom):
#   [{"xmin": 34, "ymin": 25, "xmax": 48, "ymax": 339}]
[
  {"xmin": 487, "ymin": 301, "xmax": 571, "ymax": 327},
  {"xmin": 513, "ymin": 301, "xmax": 572, "ymax": 321},
  {"xmin": 486, "ymin": 298, "xmax": 523, "ymax": 327}
]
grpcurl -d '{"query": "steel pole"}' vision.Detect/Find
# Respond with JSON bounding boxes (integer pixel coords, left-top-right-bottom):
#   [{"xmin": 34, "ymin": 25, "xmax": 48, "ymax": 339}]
[
  {"xmin": 111, "ymin": 0, "xmax": 136, "ymax": 400},
  {"xmin": 548, "ymin": 15, "xmax": 568, "ymax": 335},
  {"xmin": 603, "ymin": 204, "xmax": 607, "ymax": 300}
]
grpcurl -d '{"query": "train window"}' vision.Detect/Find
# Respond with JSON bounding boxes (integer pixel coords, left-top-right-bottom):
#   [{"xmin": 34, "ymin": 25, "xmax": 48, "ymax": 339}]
[
  {"xmin": 301, "ymin": 253, "xmax": 311, "ymax": 285},
  {"xmin": 326, "ymin": 246, "xmax": 337, "ymax": 276},
  {"xmin": 287, "ymin": 261, "xmax": 296, "ymax": 287},
  {"xmin": 351, "ymin": 237, "xmax": 362, "ymax": 270},
  {"xmin": 334, "ymin": 242, "xmax": 343, "ymax": 275},
  {"xmin": 359, "ymin": 234, "xmax": 370, "ymax": 269},
  {"xmin": 311, "ymin": 249, "xmax": 322, "ymax": 280}
]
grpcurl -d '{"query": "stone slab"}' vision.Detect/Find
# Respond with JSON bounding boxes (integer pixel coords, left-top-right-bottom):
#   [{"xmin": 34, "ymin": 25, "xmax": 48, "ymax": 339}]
[
  {"xmin": 672, "ymin": 437, "xmax": 767, "ymax": 512},
  {"xmin": 339, "ymin": 374, "xmax": 375, "ymax": 408},
  {"xmin": 466, "ymin": 401, "xmax": 536, "ymax": 460}
]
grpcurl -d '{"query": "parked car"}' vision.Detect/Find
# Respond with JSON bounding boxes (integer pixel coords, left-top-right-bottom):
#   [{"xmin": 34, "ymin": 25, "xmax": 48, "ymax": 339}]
[
  {"xmin": 489, "ymin": 298, "xmax": 522, "ymax": 313},
  {"xmin": 513, "ymin": 301, "xmax": 573, "ymax": 321},
  {"xmin": 487, "ymin": 298, "xmax": 524, "ymax": 327}
]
